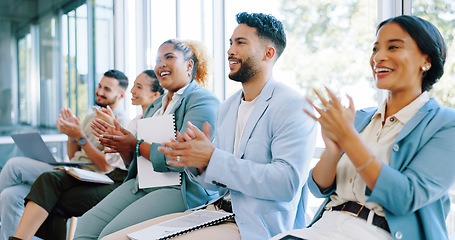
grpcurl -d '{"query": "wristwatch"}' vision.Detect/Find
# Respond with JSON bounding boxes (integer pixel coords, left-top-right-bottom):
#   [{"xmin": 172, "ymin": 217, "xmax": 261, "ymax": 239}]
[{"xmin": 77, "ymin": 137, "xmax": 87, "ymax": 146}]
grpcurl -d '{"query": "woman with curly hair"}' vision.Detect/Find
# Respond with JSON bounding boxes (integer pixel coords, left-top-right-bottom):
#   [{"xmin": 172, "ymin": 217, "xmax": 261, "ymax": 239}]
[{"xmin": 70, "ymin": 39, "xmax": 220, "ymax": 239}]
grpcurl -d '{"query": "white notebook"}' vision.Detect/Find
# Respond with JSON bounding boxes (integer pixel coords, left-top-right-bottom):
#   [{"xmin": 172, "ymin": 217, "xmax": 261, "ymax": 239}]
[
  {"xmin": 54, "ymin": 166, "xmax": 114, "ymax": 184},
  {"xmin": 136, "ymin": 114, "xmax": 180, "ymax": 189},
  {"xmin": 127, "ymin": 210, "xmax": 235, "ymax": 240}
]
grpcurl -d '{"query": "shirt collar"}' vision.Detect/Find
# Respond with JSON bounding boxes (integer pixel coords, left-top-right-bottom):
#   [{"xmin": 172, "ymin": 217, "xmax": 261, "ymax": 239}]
[
  {"xmin": 161, "ymin": 82, "xmax": 190, "ymax": 104},
  {"xmin": 373, "ymin": 91, "xmax": 430, "ymax": 125},
  {"xmin": 174, "ymin": 82, "xmax": 190, "ymax": 96}
]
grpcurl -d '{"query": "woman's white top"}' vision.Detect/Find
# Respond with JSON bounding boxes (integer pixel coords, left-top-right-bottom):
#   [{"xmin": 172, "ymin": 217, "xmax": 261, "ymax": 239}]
[{"xmin": 325, "ymin": 92, "xmax": 430, "ymax": 217}]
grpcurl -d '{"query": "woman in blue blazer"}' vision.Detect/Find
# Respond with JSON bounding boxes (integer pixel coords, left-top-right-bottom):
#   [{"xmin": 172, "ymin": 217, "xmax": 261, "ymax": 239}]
[
  {"xmin": 73, "ymin": 40, "xmax": 220, "ymax": 239},
  {"xmin": 272, "ymin": 16, "xmax": 455, "ymax": 240}
]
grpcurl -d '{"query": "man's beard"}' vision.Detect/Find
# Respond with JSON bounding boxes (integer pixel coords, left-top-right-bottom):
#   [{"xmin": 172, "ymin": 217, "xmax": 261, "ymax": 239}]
[
  {"xmin": 95, "ymin": 95, "xmax": 114, "ymax": 108},
  {"xmin": 228, "ymin": 57, "xmax": 259, "ymax": 83},
  {"xmin": 95, "ymin": 101, "xmax": 108, "ymax": 108}
]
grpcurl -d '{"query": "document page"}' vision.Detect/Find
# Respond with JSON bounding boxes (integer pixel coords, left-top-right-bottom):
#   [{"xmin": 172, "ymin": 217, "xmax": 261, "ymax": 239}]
[{"xmin": 136, "ymin": 114, "xmax": 180, "ymax": 188}]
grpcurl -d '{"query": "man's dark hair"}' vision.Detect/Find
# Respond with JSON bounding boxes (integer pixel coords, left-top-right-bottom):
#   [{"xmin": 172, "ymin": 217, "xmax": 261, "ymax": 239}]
[
  {"xmin": 143, "ymin": 70, "xmax": 164, "ymax": 95},
  {"xmin": 236, "ymin": 12, "xmax": 286, "ymax": 58},
  {"xmin": 103, "ymin": 69, "xmax": 128, "ymax": 90}
]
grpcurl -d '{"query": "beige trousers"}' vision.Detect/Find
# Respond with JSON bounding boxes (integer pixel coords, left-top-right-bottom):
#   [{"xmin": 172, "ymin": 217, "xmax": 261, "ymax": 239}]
[{"xmin": 101, "ymin": 205, "xmax": 240, "ymax": 240}]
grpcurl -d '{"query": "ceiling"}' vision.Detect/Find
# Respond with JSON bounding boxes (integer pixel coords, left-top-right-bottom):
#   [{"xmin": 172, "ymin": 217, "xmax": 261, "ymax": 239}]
[
  {"xmin": 0, "ymin": 0, "xmax": 37, "ymax": 23},
  {"xmin": 0, "ymin": 0, "xmax": 76, "ymax": 24}
]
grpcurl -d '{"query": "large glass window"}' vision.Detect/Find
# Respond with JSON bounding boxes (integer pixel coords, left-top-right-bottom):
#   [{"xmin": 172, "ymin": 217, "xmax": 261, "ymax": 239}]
[
  {"xmin": 94, "ymin": 0, "xmax": 114, "ymax": 93},
  {"xmin": 412, "ymin": 0, "xmax": 455, "ymax": 108},
  {"xmin": 0, "ymin": 21, "xmax": 14, "ymax": 128},
  {"xmin": 39, "ymin": 15, "xmax": 61, "ymax": 127},
  {"xmin": 62, "ymin": 1, "xmax": 114, "ymax": 118},
  {"xmin": 17, "ymin": 33, "xmax": 33, "ymax": 125},
  {"xmin": 178, "ymin": 0, "xmax": 214, "ymax": 90},
  {"xmin": 62, "ymin": 5, "xmax": 89, "ymax": 118},
  {"xmin": 147, "ymin": 0, "xmax": 214, "ymax": 90},
  {"xmin": 149, "ymin": 0, "xmax": 177, "ymax": 65},
  {"xmin": 17, "ymin": 27, "xmax": 42, "ymax": 128},
  {"xmin": 226, "ymin": 0, "xmax": 378, "ymax": 108},
  {"xmin": 412, "ymin": 1, "xmax": 455, "ymax": 235}
]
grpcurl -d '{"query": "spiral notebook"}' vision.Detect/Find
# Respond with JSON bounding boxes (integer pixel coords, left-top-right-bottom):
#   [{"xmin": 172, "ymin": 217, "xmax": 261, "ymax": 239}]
[
  {"xmin": 127, "ymin": 210, "xmax": 235, "ymax": 240},
  {"xmin": 136, "ymin": 114, "xmax": 180, "ymax": 188}
]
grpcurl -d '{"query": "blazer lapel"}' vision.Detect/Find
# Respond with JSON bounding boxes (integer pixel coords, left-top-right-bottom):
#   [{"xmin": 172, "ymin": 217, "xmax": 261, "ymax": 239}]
[
  {"xmin": 353, "ymin": 99, "xmax": 438, "ymax": 143},
  {"xmin": 354, "ymin": 107, "xmax": 377, "ymax": 133},
  {"xmin": 395, "ymin": 98, "xmax": 438, "ymax": 142},
  {"xmin": 143, "ymin": 96, "xmax": 163, "ymax": 117},
  {"xmin": 236, "ymin": 79, "xmax": 276, "ymax": 158},
  {"xmin": 171, "ymin": 81, "xmax": 198, "ymax": 113}
]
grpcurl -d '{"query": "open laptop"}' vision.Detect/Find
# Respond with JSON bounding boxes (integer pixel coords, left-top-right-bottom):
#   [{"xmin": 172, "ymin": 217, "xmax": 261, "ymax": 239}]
[{"xmin": 11, "ymin": 132, "xmax": 90, "ymax": 166}]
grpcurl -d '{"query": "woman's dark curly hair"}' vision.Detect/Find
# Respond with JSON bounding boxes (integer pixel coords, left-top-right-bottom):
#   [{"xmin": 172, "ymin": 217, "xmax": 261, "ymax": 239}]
[
  {"xmin": 236, "ymin": 12, "xmax": 286, "ymax": 59},
  {"xmin": 377, "ymin": 15, "xmax": 447, "ymax": 92}
]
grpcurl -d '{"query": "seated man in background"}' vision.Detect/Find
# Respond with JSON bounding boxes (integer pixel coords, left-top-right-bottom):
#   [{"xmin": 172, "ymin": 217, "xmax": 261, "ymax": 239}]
[
  {"xmin": 11, "ymin": 70, "xmax": 165, "ymax": 240},
  {"xmin": 0, "ymin": 69, "xmax": 129, "ymax": 240}
]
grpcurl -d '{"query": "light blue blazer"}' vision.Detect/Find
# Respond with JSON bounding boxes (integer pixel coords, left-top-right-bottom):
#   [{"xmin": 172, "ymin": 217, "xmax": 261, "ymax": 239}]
[
  {"xmin": 188, "ymin": 78, "xmax": 317, "ymax": 239},
  {"xmin": 125, "ymin": 80, "xmax": 220, "ymax": 209},
  {"xmin": 308, "ymin": 98, "xmax": 455, "ymax": 240}
]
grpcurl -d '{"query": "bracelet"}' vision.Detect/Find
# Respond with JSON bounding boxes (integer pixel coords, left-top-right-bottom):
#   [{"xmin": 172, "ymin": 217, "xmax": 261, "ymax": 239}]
[
  {"xmin": 356, "ymin": 156, "xmax": 375, "ymax": 172},
  {"xmin": 136, "ymin": 139, "xmax": 144, "ymax": 157}
]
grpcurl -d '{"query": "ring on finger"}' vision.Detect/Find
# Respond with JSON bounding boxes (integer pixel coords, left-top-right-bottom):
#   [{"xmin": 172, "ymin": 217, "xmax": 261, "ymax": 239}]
[{"xmin": 176, "ymin": 156, "xmax": 180, "ymax": 161}]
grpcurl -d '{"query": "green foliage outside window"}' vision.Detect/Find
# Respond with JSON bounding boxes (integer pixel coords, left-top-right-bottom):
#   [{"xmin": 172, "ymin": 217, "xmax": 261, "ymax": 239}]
[
  {"xmin": 279, "ymin": 0, "xmax": 455, "ymax": 108},
  {"xmin": 413, "ymin": 0, "xmax": 455, "ymax": 108}
]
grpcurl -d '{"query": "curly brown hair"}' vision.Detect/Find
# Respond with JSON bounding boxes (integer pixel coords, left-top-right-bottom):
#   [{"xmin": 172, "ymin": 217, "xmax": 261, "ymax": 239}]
[{"xmin": 161, "ymin": 39, "xmax": 211, "ymax": 86}]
